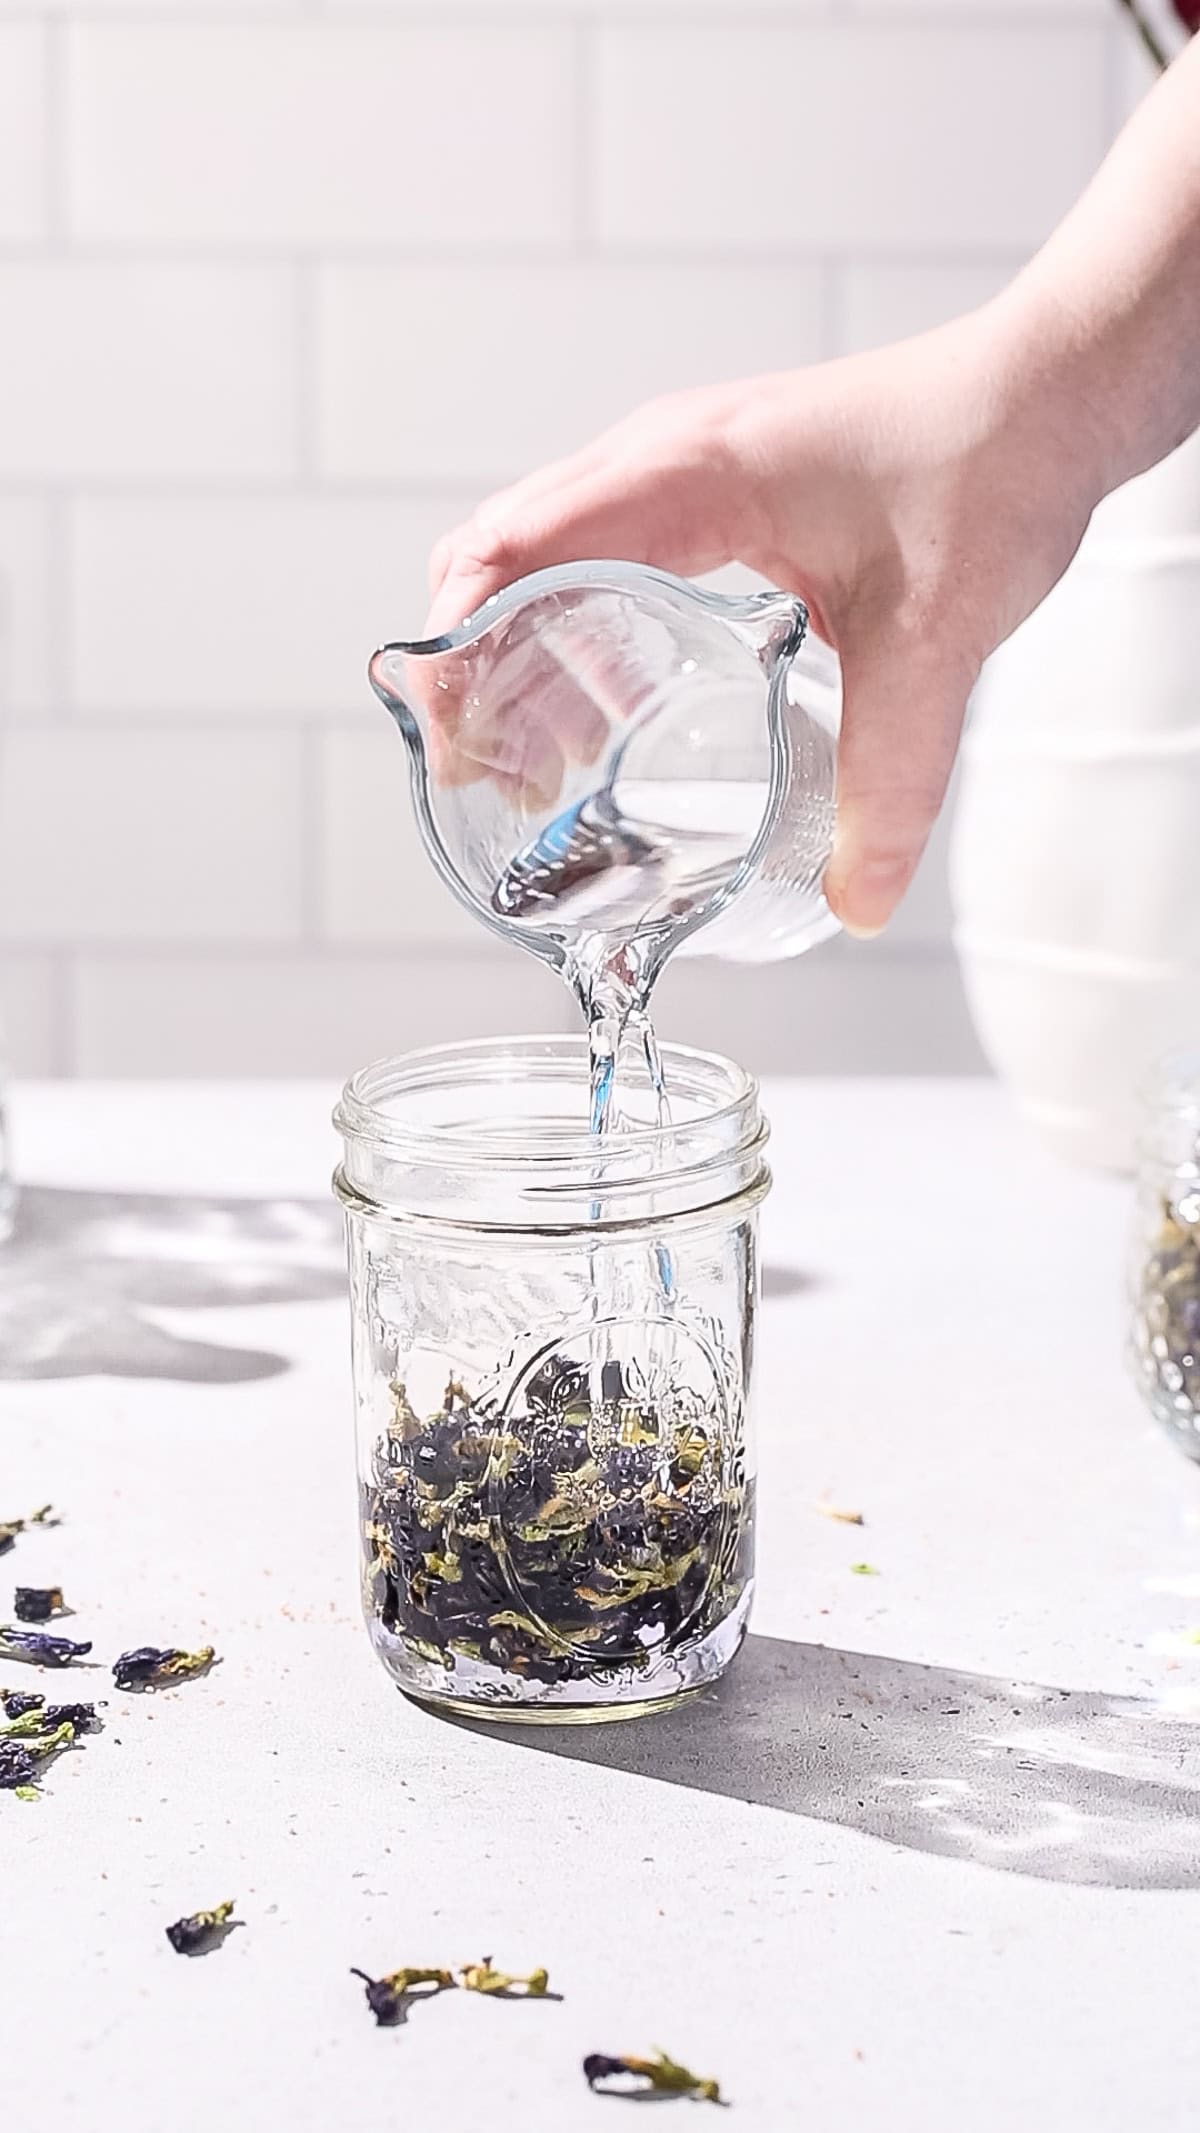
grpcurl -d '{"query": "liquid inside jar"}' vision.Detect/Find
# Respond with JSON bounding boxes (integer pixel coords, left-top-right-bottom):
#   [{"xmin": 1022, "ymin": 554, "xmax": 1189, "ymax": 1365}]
[{"xmin": 360, "ymin": 1342, "xmax": 753, "ymax": 1716}]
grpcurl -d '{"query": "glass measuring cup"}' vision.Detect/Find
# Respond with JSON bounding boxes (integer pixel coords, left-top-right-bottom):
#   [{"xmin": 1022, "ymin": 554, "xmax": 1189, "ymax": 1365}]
[{"xmin": 367, "ymin": 561, "xmax": 840, "ymax": 987}]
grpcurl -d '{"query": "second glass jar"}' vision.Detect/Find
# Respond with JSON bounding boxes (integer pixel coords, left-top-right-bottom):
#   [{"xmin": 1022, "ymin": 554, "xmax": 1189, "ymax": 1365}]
[{"xmin": 334, "ymin": 1037, "xmax": 769, "ymax": 1721}]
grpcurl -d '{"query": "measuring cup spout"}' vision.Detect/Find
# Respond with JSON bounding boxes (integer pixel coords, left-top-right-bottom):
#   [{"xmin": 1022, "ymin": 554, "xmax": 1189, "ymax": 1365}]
[{"xmin": 368, "ymin": 643, "xmax": 429, "ymax": 770}]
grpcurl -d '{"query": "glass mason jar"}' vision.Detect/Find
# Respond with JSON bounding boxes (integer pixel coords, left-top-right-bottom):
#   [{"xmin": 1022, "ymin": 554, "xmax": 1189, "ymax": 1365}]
[
  {"xmin": 0, "ymin": 571, "xmax": 13, "ymax": 1245},
  {"xmin": 1131, "ymin": 1056, "xmax": 1200, "ymax": 1461},
  {"xmin": 333, "ymin": 1037, "xmax": 768, "ymax": 1721}
]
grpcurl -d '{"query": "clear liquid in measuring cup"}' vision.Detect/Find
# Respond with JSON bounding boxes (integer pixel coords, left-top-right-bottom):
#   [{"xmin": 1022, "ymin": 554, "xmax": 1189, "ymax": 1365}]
[{"xmin": 369, "ymin": 561, "xmax": 837, "ymax": 1138}]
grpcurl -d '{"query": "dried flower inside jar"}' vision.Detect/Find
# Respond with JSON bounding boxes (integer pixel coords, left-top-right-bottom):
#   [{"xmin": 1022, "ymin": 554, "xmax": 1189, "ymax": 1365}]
[{"xmin": 361, "ymin": 1356, "xmax": 752, "ymax": 1701}]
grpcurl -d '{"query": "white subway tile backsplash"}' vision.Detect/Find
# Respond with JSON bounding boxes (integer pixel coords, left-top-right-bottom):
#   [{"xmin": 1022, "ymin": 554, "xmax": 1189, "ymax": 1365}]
[
  {"xmin": 656, "ymin": 942, "xmax": 987, "ymax": 1077},
  {"xmin": 0, "ymin": 498, "xmax": 54, "ymax": 718},
  {"xmin": 594, "ymin": 24, "xmax": 1108, "ymax": 252},
  {"xmin": 317, "ymin": 262, "xmax": 824, "ymax": 483},
  {"xmin": 323, "ymin": 0, "xmax": 831, "ymax": 11},
  {"xmin": 70, "ymin": 496, "xmax": 461, "ymax": 720},
  {"xmin": 67, "ymin": 26, "xmax": 573, "ymax": 250},
  {"xmin": 0, "ymin": 0, "xmax": 1123, "ymax": 1076},
  {"xmin": 0, "ymin": 266, "xmax": 298, "ymax": 481},
  {"xmin": 838, "ymin": 259, "xmax": 1019, "ymax": 356},
  {"xmin": 70, "ymin": 950, "xmax": 573, "ymax": 1076},
  {"xmin": 65, "ymin": 947, "xmax": 985, "ymax": 1079},
  {"xmin": 0, "ymin": 27, "xmax": 48, "ymax": 244},
  {"xmin": 318, "ymin": 726, "xmax": 480, "ymax": 946},
  {"xmin": 0, "ymin": 731, "xmax": 303, "ymax": 943}
]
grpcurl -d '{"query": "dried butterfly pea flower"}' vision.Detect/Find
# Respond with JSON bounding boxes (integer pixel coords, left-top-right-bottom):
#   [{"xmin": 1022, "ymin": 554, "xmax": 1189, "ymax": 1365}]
[
  {"xmin": 350, "ymin": 1966, "xmax": 456, "ymax": 2025},
  {"xmin": 42, "ymin": 1702, "xmax": 99, "ymax": 1733},
  {"xmin": 583, "ymin": 2051, "xmax": 723, "ymax": 2104},
  {"xmin": 458, "ymin": 1959, "xmax": 550, "ymax": 1998},
  {"xmin": 1, "ymin": 1690, "xmax": 43, "ymax": 1718},
  {"xmin": 13, "ymin": 1587, "xmax": 65, "ymax": 1623},
  {"xmin": 0, "ymin": 1626, "xmax": 91, "ymax": 1668},
  {"xmin": 1, "ymin": 1703, "xmax": 94, "ymax": 1739},
  {"xmin": 165, "ymin": 1900, "xmax": 238, "ymax": 1956},
  {"xmin": 0, "ymin": 1720, "xmax": 76, "ymax": 1792},
  {"xmin": 814, "ymin": 1501, "xmax": 865, "ymax": 1527},
  {"xmin": 0, "ymin": 1743, "xmax": 38, "ymax": 1790},
  {"xmin": 363, "ymin": 1364, "xmax": 751, "ymax": 1693},
  {"xmin": 113, "ymin": 1645, "xmax": 215, "ymax": 1690}
]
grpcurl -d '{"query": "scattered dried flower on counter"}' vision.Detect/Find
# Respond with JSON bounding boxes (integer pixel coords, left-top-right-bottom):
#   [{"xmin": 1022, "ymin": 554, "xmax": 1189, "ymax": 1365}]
[
  {"xmin": 583, "ymin": 2050, "xmax": 723, "ymax": 2103},
  {"xmin": 42, "ymin": 1702, "xmax": 99, "ymax": 1733},
  {"xmin": 0, "ymin": 1720, "xmax": 77, "ymax": 1796},
  {"xmin": 13, "ymin": 1586, "xmax": 65, "ymax": 1623},
  {"xmin": 850, "ymin": 1563, "xmax": 880, "ymax": 1577},
  {"xmin": 113, "ymin": 1645, "xmax": 216, "ymax": 1691},
  {"xmin": 814, "ymin": 1501, "xmax": 864, "ymax": 1527},
  {"xmin": 1, "ymin": 1709, "xmax": 51, "ymax": 1738},
  {"xmin": 0, "ymin": 1626, "xmax": 92, "ymax": 1668},
  {"xmin": 350, "ymin": 1966, "xmax": 456, "ymax": 2025},
  {"xmin": 458, "ymin": 1959, "xmax": 550, "ymax": 1998},
  {"xmin": 0, "ymin": 1507, "xmax": 55, "ymax": 1557},
  {"xmin": 1, "ymin": 1689, "xmax": 43, "ymax": 1718},
  {"xmin": 165, "ymin": 1901, "xmax": 239, "ymax": 1956}
]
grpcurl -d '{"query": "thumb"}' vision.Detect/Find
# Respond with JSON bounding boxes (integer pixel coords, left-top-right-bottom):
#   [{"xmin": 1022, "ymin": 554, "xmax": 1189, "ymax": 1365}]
[{"xmin": 824, "ymin": 634, "xmax": 976, "ymax": 937}]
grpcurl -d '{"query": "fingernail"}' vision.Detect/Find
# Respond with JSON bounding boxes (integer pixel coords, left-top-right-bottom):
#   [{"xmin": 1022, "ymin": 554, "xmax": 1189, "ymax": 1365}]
[{"xmin": 827, "ymin": 859, "xmax": 908, "ymax": 938}]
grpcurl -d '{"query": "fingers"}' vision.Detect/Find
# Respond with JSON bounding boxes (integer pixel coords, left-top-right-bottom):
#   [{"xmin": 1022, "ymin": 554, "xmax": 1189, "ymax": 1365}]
[
  {"xmin": 825, "ymin": 635, "xmax": 976, "ymax": 937},
  {"xmin": 423, "ymin": 395, "xmax": 752, "ymax": 642}
]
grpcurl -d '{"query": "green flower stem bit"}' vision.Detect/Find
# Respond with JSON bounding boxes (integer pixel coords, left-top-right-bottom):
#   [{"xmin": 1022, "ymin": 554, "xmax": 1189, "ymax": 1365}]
[
  {"xmin": 13, "ymin": 1587, "xmax": 65, "ymax": 1623},
  {"xmin": 850, "ymin": 1562, "xmax": 880, "ymax": 1577},
  {"xmin": 350, "ymin": 1966, "xmax": 456, "ymax": 2026},
  {"xmin": 583, "ymin": 2049, "xmax": 724, "ymax": 2104},
  {"xmin": 113, "ymin": 1644, "xmax": 216, "ymax": 1690},
  {"xmin": 166, "ymin": 1901, "xmax": 238, "ymax": 1955},
  {"xmin": 0, "ymin": 1506, "xmax": 56, "ymax": 1556},
  {"xmin": 458, "ymin": 1959, "xmax": 550, "ymax": 1997},
  {"xmin": 1, "ymin": 1709, "xmax": 51, "ymax": 1739}
]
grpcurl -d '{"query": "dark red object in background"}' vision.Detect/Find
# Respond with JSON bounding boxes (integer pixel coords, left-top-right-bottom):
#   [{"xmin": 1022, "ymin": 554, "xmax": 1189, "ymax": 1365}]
[{"xmin": 1174, "ymin": 1, "xmax": 1200, "ymax": 32}]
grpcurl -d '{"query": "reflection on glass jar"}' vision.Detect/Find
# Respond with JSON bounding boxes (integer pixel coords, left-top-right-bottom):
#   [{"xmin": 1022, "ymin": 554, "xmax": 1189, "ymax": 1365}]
[
  {"xmin": 1131, "ymin": 1055, "xmax": 1200, "ymax": 1461},
  {"xmin": 0, "ymin": 564, "xmax": 12, "ymax": 1247},
  {"xmin": 333, "ymin": 1038, "xmax": 769, "ymax": 1721},
  {"xmin": 0, "ymin": 1066, "xmax": 13, "ymax": 1245}
]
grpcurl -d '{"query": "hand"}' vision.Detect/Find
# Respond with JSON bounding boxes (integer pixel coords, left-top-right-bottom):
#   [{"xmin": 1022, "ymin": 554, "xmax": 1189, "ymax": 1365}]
[{"xmin": 424, "ymin": 302, "xmax": 1104, "ymax": 935}]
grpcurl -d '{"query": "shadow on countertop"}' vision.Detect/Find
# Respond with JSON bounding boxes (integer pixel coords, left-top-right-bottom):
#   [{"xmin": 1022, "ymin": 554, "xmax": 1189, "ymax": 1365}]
[
  {"xmin": 455, "ymin": 1634, "xmax": 1200, "ymax": 1891},
  {"xmin": 0, "ymin": 1184, "xmax": 344, "ymax": 1384}
]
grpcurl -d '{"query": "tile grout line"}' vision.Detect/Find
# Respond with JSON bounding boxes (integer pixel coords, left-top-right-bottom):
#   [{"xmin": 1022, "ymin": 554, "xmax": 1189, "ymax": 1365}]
[
  {"xmin": 0, "ymin": 242, "xmax": 1067, "ymax": 270},
  {"xmin": 572, "ymin": 18, "xmax": 594, "ymax": 258},
  {"xmin": 41, "ymin": 15, "xmax": 67, "ymax": 249},
  {"xmin": 297, "ymin": 723, "xmax": 323, "ymax": 944},
  {"xmin": 820, "ymin": 256, "xmax": 846, "ymax": 362},
  {"xmin": 51, "ymin": 948, "xmax": 74, "ymax": 1076},
  {"xmin": 43, "ymin": 487, "xmax": 72, "ymax": 724},
  {"xmin": 0, "ymin": 5, "xmax": 1103, "ymax": 25},
  {"xmin": 293, "ymin": 257, "xmax": 319, "ymax": 481}
]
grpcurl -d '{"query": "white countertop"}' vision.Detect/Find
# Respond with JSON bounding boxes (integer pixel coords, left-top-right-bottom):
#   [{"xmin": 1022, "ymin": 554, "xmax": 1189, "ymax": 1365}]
[{"xmin": 3, "ymin": 1079, "xmax": 1200, "ymax": 2132}]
